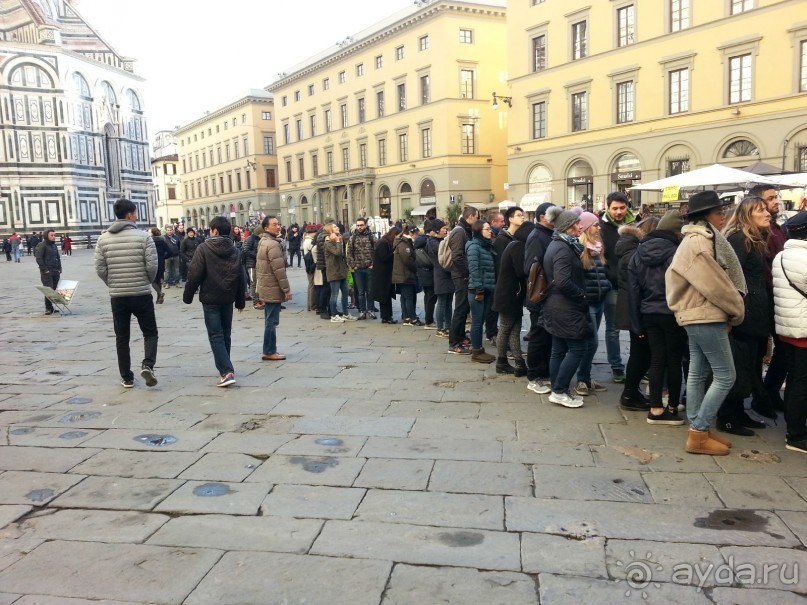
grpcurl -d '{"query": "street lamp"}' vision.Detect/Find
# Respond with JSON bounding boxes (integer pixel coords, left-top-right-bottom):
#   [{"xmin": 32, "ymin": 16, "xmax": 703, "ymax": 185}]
[
  {"xmin": 491, "ymin": 93, "xmax": 512, "ymax": 110},
  {"xmin": 245, "ymin": 160, "xmax": 257, "ymax": 171}
]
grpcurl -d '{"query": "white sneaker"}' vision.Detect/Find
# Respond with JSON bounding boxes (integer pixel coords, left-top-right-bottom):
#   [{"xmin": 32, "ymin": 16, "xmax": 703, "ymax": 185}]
[
  {"xmin": 342, "ymin": 314, "xmax": 357, "ymax": 321},
  {"xmin": 330, "ymin": 315, "xmax": 345, "ymax": 323},
  {"xmin": 527, "ymin": 380, "xmax": 551, "ymax": 395},
  {"xmin": 549, "ymin": 391, "xmax": 584, "ymax": 408},
  {"xmin": 574, "ymin": 381, "xmax": 590, "ymax": 397}
]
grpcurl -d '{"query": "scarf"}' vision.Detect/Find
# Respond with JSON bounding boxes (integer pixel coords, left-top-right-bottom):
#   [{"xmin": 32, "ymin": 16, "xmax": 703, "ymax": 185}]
[
  {"xmin": 585, "ymin": 240, "xmax": 603, "ymax": 257},
  {"xmin": 605, "ymin": 207, "xmax": 636, "ymax": 226},
  {"xmin": 698, "ymin": 220, "xmax": 747, "ymax": 295},
  {"xmin": 556, "ymin": 232, "xmax": 584, "ymax": 256}
]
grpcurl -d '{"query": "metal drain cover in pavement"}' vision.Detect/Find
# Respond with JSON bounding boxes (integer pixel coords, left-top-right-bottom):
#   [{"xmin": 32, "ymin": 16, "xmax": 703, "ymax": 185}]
[
  {"xmin": 193, "ymin": 483, "xmax": 231, "ymax": 497},
  {"xmin": 315, "ymin": 438, "xmax": 344, "ymax": 446},
  {"xmin": 133, "ymin": 434, "xmax": 177, "ymax": 447}
]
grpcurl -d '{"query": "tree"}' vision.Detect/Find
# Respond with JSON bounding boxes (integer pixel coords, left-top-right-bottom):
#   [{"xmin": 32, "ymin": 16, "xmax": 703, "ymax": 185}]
[{"xmin": 446, "ymin": 204, "xmax": 462, "ymax": 228}]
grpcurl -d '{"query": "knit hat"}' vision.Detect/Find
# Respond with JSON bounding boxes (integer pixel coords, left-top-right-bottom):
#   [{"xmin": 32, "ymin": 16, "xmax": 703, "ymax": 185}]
[
  {"xmin": 570, "ymin": 206, "xmax": 584, "ymax": 217},
  {"xmin": 545, "ymin": 206, "xmax": 564, "ymax": 226},
  {"xmin": 535, "ymin": 202, "xmax": 555, "ymax": 219},
  {"xmin": 785, "ymin": 211, "xmax": 807, "ymax": 239},
  {"xmin": 554, "ymin": 210, "xmax": 581, "ymax": 234},
  {"xmin": 429, "ymin": 219, "xmax": 446, "ymax": 232},
  {"xmin": 578, "ymin": 211, "xmax": 599, "ymax": 232},
  {"xmin": 658, "ymin": 209, "xmax": 684, "ymax": 237}
]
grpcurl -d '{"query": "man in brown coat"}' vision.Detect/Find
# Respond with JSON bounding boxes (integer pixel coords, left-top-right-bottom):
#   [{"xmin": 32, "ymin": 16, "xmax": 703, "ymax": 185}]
[{"xmin": 256, "ymin": 215, "xmax": 291, "ymax": 360}]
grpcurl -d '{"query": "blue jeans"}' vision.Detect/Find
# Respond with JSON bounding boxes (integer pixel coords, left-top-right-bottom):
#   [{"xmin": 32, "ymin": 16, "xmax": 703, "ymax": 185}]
[
  {"xmin": 577, "ymin": 301, "xmax": 604, "ymax": 383},
  {"xmin": 329, "ymin": 279, "xmax": 348, "ymax": 316},
  {"xmin": 202, "ymin": 303, "xmax": 234, "ymax": 376},
  {"xmin": 435, "ymin": 293, "xmax": 453, "ymax": 331},
  {"xmin": 550, "ymin": 336, "xmax": 587, "ymax": 394},
  {"xmin": 685, "ymin": 323, "xmax": 736, "ymax": 432},
  {"xmin": 467, "ymin": 290, "xmax": 493, "ymax": 349},
  {"xmin": 353, "ymin": 268, "xmax": 371, "ymax": 313},
  {"xmin": 398, "ymin": 283, "xmax": 416, "ymax": 320},
  {"xmin": 449, "ymin": 277, "xmax": 470, "ymax": 347},
  {"xmin": 262, "ymin": 302, "xmax": 281, "ymax": 355},
  {"xmin": 165, "ymin": 257, "xmax": 180, "ymax": 285},
  {"xmin": 604, "ymin": 289, "xmax": 623, "ymax": 371}
]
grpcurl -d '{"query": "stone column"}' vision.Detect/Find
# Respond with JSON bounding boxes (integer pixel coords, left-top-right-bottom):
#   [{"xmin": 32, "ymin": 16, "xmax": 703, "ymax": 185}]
[{"xmin": 364, "ymin": 181, "xmax": 374, "ymax": 217}]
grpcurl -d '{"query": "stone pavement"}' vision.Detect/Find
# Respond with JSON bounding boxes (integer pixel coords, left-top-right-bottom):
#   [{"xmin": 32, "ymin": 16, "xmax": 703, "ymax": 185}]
[{"xmin": 0, "ymin": 249, "xmax": 806, "ymax": 605}]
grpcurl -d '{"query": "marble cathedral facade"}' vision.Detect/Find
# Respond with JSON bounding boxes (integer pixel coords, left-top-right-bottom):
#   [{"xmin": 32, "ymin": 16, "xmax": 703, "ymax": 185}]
[{"xmin": 0, "ymin": 0, "xmax": 150, "ymax": 237}]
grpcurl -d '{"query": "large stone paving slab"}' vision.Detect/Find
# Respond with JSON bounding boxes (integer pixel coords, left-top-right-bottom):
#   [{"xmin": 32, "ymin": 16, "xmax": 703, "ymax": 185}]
[
  {"xmin": 506, "ymin": 497, "xmax": 800, "ymax": 546},
  {"xmin": 184, "ymin": 551, "xmax": 391, "ymax": 605},
  {"xmin": 16, "ymin": 509, "xmax": 169, "ymax": 544},
  {"xmin": 429, "ymin": 460, "xmax": 532, "ymax": 496},
  {"xmin": 354, "ymin": 458, "xmax": 434, "ymax": 490},
  {"xmin": 521, "ymin": 533, "xmax": 607, "ymax": 578},
  {"xmin": 260, "ymin": 484, "xmax": 365, "ymax": 519},
  {"xmin": 268, "ymin": 396, "xmax": 347, "ymax": 416},
  {"xmin": 532, "ymin": 465, "xmax": 653, "ymax": 503},
  {"xmin": 79, "ymin": 428, "xmax": 218, "ymax": 452},
  {"xmin": 8, "ymin": 427, "xmax": 103, "ymax": 448},
  {"xmin": 291, "ymin": 415, "xmax": 414, "ymax": 437},
  {"xmin": 538, "ymin": 573, "xmax": 714, "ymax": 605},
  {"xmin": 11, "ymin": 597, "xmax": 143, "ymax": 605},
  {"xmin": 381, "ymin": 563, "xmax": 539, "ymax": 605},
  {"xmin": 710, "ymin": 587, "xmax": 807, "ymax": 605},
  {"xmin": 409, "ymin": 417, "xmax": 516, "ymax": 441},
  {"xmin": 274, "ymin": 434, "xmax": 368, "ymax": 457},
  {"xmin": 177, "ymin": 452, "xmax": 262, "ymax": 482},
  {"xmin": 147, "ymin": 514, "xmax": 322, "ymax": 554},
  {"xmin": 718, "ymin": 546, "xmax": 807, "ymax": 592},
  {"xmin": 0, "ymin": 505, "xmax": 31, "ymax": 531},
  {"xmin": 154, "ymin": 480, "xmax": 270, "ymax": 515},
  {"xmin": 705, "ymin": 473, "xmax": 807, "ymax": 511},
  {"xmin": 0, "ymin": 540, "xmax": 221, "ymax": 604},
  {"xmin": 359, "ymin": 436, "xmax": 502, "ymax": 462},
  {"xmin": 605, "ymin": 539, "xmax": 725, "ymax": 587},
  {"xmin": 311, "ymin": 520, "xmax": 521, "ymax": 571},
  {"xmin": 244, "ymin": 454, "xmax": 365, "ymax": 487},
  {"xmin": 0, "ymin": 471, "xmax": 86, "ymax": 506},
  {"xmin": 501, "ymin": 441, "xmax": 595, "ymax": 466},
  {"xmin": 201, "ymin": 432, "xmax": 295, "ymax": 455},
  {"xmin": 0, "ymin": 534, "xmax": 43, "ymax": 573},
  {"xmin": 69, "ymin": 449, "xmax": 201, "ymax": 479},
  {"xmin": 50, "ymin": 476, "xmax": 182, "ymax": 511},
  {"xmin": 642, "ymin": 472, "xmax": 724, "ymax": 507},
  {"xmin": 0, "ymin": 446, "xmax": 97, "ymax": 473}
]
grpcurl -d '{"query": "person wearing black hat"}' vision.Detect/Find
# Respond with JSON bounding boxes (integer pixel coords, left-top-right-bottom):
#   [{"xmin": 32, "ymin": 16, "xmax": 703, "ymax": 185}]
[
  {"xmin": 772, "ymin": 211, "xmax": 807, "ymax": 453},
  {"xmin": 666, "ymin": 190, "xmax": 745, "ymax": 456}
]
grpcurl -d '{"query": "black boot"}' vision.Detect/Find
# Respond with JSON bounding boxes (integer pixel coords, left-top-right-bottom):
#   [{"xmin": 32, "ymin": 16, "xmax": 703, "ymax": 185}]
[
  {"xmin": 716, "ymin": 417, "xmax": 755, "ymax": 437},
  {"xmin": 514, "ymin": 359, "xmax": 528, "ymax": 377},
  {"xmin": 751, "ymin": 397, "xmax": 778, "ymax": 420},
  {"xmin": 620, "ymin": 389, "xmax": 651, "ymax": 411},
  {"xmin": 496, "ymin": 357, "xmax": 515, "ymax": 374}
]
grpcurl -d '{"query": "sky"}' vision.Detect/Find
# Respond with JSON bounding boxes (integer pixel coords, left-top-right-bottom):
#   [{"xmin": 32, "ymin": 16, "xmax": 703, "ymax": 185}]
[{"xmin": 75, "ymin": 0, "xmax": 408, "ymax": 138}]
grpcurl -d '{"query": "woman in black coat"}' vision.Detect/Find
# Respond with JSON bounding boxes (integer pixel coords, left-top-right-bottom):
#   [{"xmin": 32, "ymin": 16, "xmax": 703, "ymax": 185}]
[
  {"xmin": 716, "ymin": 197, "xmax": 773, "ymax": 436},
  {"xmin": 371, "ymin": 226, "xmax": 401, "ymax": 324},
  {"xmin": 429, "ymin": 220, "xmax": 452, "ymax": 336},
  {"xmin": 492, "ymin": 222, "xmax": 533, "ymax": 375},
  {"xmin": 150, "ymin": 227, "xmax": 169, "ymax": 304}
]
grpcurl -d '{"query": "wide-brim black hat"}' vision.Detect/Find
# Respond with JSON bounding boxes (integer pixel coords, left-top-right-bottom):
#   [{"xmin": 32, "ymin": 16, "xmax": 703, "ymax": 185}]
[{"xmin": 687, "ymin": 191, "xmax": 731, "ymax": 216}]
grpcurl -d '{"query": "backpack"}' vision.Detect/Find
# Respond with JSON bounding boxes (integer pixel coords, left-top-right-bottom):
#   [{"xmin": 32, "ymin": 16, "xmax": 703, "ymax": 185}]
[
  {"xmin": 415, "ymin": 247, "xmax": 432, "ymax": 269},
  {"xmin": 304, "ymin": 249, "xmax": 315, "ymax": 274},
  {"xmin": 526, "ymin": 258, "xmax": 551, "ymax": 304},
  {"xmin": 438, "ymin": 236, "xmax": 453, "ymax": 270}
]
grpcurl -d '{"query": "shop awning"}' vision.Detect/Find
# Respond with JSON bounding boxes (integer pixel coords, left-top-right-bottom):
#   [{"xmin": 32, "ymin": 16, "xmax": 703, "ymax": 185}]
[
  {"xmin": 410, "ymin": 205, "xmax": 435, "ymax": 216},
  {"xmin": 520, "ymin": 192, "xmax": 551, "ymax": 212}
]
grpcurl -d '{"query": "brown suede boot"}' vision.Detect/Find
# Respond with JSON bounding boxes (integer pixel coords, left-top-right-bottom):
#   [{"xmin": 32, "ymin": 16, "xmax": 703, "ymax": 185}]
[
  {"xmin": 686, "ymin": 428, "xmax": 729, "ymax": 456},
  {"xmin": 471, "ymin": 348, "xmax": 495, "ymax": 364},
  {"xmin": 708, "ymin": 431, "xmax": 733, "ymax": 448}
]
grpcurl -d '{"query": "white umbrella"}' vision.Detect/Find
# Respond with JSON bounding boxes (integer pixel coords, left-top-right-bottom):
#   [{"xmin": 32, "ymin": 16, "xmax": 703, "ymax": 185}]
[
  {"xmin": 630, "ymin": 164, "xmax": 786, "ymax": 192},
  {"xmin": 765, "ymin": 173, "xmax": 807, "ymax": 188}
]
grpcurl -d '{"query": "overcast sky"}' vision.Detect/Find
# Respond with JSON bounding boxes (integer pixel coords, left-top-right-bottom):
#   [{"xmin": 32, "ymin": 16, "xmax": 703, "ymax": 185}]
[{"xmin": 76, "ymin": 0, "xmax": 406, "ymax": 138}]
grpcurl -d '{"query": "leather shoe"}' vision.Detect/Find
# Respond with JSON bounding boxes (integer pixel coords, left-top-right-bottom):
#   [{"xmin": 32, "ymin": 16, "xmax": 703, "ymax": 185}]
[
  {"xmin": 735, "ymin": 410, "xmax": 767, "ymax": 429},
  {"xmin": 381, "ymin": 319, "xmax": 398, "ymax": 324},
  {"xmin": 261, "ymin": 353, "xmax": 286, "ymax": 361},
  {"xmin": 716, "ymin": 419, "xmax": 755, "ymax": 437}
]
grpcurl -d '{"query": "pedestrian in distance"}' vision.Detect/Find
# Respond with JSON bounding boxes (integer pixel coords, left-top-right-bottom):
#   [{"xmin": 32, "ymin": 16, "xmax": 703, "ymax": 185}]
[
  {"xmin": 35, "ymin": 229, "xmax": 61, "ymax": 315},
  {"xmin": 95, "ymin": 198, "xmax": 159, "ymax": 389},
  {"xmin": 183, "ymin": 216, "xmax": 246, "ymax": 387},
  {"xmin": 150, "ymin": 228, "xmax": 169, "ymax": 304},
  {"xmin": 465, "ymin": 220, "xmax": 497, "ymax": 364},
  {"xmin": 256, "ymin": 215, "xmax": 292, "ymax": 361},
  {"xmin": 163, "ymin": 225, "xmax": 181, "ymax": 287}
]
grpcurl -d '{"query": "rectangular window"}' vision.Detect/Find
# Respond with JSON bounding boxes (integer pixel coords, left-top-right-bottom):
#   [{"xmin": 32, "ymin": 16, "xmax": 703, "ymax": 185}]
[
  {"xmin": 310, "ymin": 114, "xmax": 317, "ymax": 137},
  {"xmin": 327, "ymin": 151, "xmax": 334, "ymax": 173},
  {"xmin": 667, "ymin": 158, "xmax": 689, "ymax": 176},
  {"xmin": 419, "ymin": 35, "xmax": 429, "ymax": 51},
  {"xmin": 298, "ymin": 157, "xmax": 305, "ymax": 181},
  {"xmin": 282, "ymin": 96, "xmax": 287, "ymax": 107},
  {"xmin": 227, "ymin": 174, "xmax": 233, "ymax": 192},
  {"xmin": 340, "ymin": 103, "xmax": 348, "ymax": 128},
  {"xmin": 532, "ymin": 35, "xmax": 546, "ymax": 72},
  {"xmin": 204, "ymin": 179, "xmax": 209, "ymax": 196},
  {"xmin": 323, "ymin": 77, "xmax": 330, "ymax": 90},
  {"xmin": 616, "ymin": 81, "xmax": 634, "ymax": 123},
  {"xmin": 261, "ymin": 111, "xmax": 272, "ymax": 120},
  {"xmin": 217, "ymin": 147, "xmax": 222, "ymax": 163},
  {"xmin": 219, "ymin": 175, "xmax": 224, "ymax": 192},
  {"xmin": 234, "ymin": 141, "xmax": 241, "ymax": 159},
  {"xmin": 285, "ymin": 161, "xmax": 292, "ymax": 183},
  {"xmin": 420, "ymin": 75, "xmax": 430, "ymax": 104},
  {"xmin": 572, "ymin": 21, "xmax": 587, "ymax": 60},
  {"xmin": 460, "ymin": 69, "xmax": 474, "ymax": 99},
  {"xmin": 296, "ymin": 119, "xmax": 303, "ymax": 141},
  {"xmin": 338, "ymin": 70, "xmax": 346, "ymax": 84},
  {"xmin": 377, "ymin": 90, "xmax": 385, "ymax": 117},
  {"xmin": 312, "ymin": 154, "xmax": 319, "ymax": 177},
  {"xmin": 225, "ymin": 144, "xmax": 231, "ymax": 161},
  {"xmin": 617, "ymin": 5, "xmax": 635, "ymax": 47},
  {"xmin": 532, "ymin": 0, "xmax": 545, "ymax": 4},
  {"xmin": 263, "ymin": 135, "xmax": 274, "ymax": 155},
  {"xmin": 395, "ymin": 45, "xmax": 404, "ymax": 60},
  {"xmin": 397, "ymin": 83, "xmax": 407, "ymax": 111},
  {"xmin": 729, "ymin": 53, "xmax": 752, "ymax": 104},
  {"xmin": 308, "ymin": 84, "xmax": 315, "ymax": 96},
  {"xmin": 212, "ymin": 178, "xmax": 216, "ymax": 195},
  {"xmin": 798, "ymin": 146, "xmax": 807, "ymax": 172},
  {"xmin": 378, "ymin": 139, "xmax": 387, "ymax": 166},
  {"xmin": 325, "ymin": 109, "xmax": 332, "ymax": 132},
  {"xmin": 532, "ymin": 102, "xmax": 546, "ymax": 139},
  {"xmin": 294, "ymin": 90, "xmax": 300, "ymax": 102},
  {"xmin": 236, "ymin": 171, "xmax": 242, "ymax": 191},
  {"xmin": 209, "ymin": 149, "xmax": 214, "ymax": 165},
  {"xmin": 461, "ymin": 124, "xmax": 475, "ymax": 154},
  {"xmin": 168, "ymin": 186, "xmax": 176, "ymax": 200},
  {"xmin": 459, "ymin": 29, "xmax": 473, "ymax": 44},
  {"xmin": 421, "ymin": 128, "xmax": 432, "ymax": 158},
  {"xmin": 571, "ymin": 91, "xmax": 588, "ymax": 131},
  {"xmin": 670, "ymin": 0, "xmax": 690, "ymax": 32},
  {"xmin": 265, "ymin": 168, "xmax": 276, "ymax": 188},
  {"xmin": 342, "ymin": 147, "xmax": 350, "ymax": 171},
  {"xmin": 669, "ymin": 68, "xmax": 689, "ymax": 114},
  {"xmin": 731, "ymin": 0, "xmax": 754, "ymax": 14},
  {"xmin": 358, "ymin": 98, "xmax": 366, "ymax": 123},
  {"xmin": 356, "ymin": 63, "xmax": 364, "ymax": 77},
  {"xmin": 801, "ymin": 41, "xmax": 807, "ymax": 92},
  {"xmin": 283, "ymin": 124, "xmax": 290, "ymax": 145},
  {"xmin": 246, "ymin": 171, "xmax": 251, "ymax": 190},
  {"xmin": 398, "ymin": 133, "xmax": 408, "ymax": 162},
  {"xmin": 375, "ymin": 55, "xmax": 383, "ymax": 69},
  {"xmin": 359, "ymin": 143, "xmax": 367, "ymax": 168},
  {"xmin": 182, "ymin": 159, "xmax": 187, "ymax": 173}
]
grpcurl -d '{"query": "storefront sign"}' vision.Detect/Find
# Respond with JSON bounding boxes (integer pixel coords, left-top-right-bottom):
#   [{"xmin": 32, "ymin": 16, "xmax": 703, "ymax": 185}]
[
  {"xmin": 611, "ymin": 170, "xmax": 642, "ymax": 181},
  {"xmin": 566, "ymin": 176, "xmax": 593, "ymax": 186},
  {"xmin": 662, "ymin": 186, "xmax": 681, "ymax": 202}
]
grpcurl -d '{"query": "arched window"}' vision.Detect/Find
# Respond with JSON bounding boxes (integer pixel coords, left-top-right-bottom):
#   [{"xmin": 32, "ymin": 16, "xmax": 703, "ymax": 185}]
[
  {"xmin": 72, "ymin": 72, "xmax": 90, "ymax": 97},
  {"xmin": 723, "ymin": 139, "xmax": 758, "ymax": 158},
  {"xmin": 527, "ymin": 164, "xmax": 552, "ymax": 193},
  {"xmin": 613, "ymin": 152, "xmax": 641, "ymax": 172},
  {"xmin": 9, "ymin": 64, "xmax": 54, "ymax": 89},
  {"xmin": 101, "ymin": 82, "xmax": 117, "ymax": 105},
  {"xmin": 400, "ymin": 182, "xmax": 412, "ymax": 194},
  {"xmin": 126, "ymin": 89, "xmax": 141, "ymax": 111}
]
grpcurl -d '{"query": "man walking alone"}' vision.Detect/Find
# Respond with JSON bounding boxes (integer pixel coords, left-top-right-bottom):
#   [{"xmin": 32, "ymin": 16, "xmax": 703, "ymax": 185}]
[
  {"xmin": 183, "ymin": 216, "xmax": 246, "ymax": 387},
  {"xmin": 95, "ymin": 198, "xmax": 159, "ymax": 388},
  {"xmin": 257, "ymin": 216, "xmax": 292, "ymax": 361}
]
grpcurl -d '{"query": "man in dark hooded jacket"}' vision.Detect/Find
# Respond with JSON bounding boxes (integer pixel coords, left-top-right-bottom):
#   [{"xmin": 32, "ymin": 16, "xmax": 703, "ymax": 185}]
[{"xmin": 183, "ymin": 216, "xmax": 246, "ymax": 387}]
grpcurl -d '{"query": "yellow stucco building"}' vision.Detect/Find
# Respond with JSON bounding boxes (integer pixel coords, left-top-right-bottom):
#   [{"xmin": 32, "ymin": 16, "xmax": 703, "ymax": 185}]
[
  {"xmin": 174, "ymin": 90, "xmax": 279, "ymax": 228},
  {"xmin": 267, "ymin": 0, "xmax": 508, "ymax": 225},
  {"xmin": 506, "ymin": 0, "xmax": 807, "ymax": 212}
]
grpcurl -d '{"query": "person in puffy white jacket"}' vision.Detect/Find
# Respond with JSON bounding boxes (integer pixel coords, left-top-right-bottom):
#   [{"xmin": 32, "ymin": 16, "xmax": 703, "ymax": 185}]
[{"xmin": 772, "ymin": 211, "xmax": 807, "ymax": 453}]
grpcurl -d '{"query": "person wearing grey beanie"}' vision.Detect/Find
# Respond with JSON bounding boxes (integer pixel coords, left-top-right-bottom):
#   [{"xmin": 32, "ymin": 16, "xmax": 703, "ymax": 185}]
[
  {"xmin": 545, "ymin": 205, "xmax": 564, "ymax": 227},
  {"xmin": 553, "ymin": 210, "xmax": 581, "ymax": 234}
]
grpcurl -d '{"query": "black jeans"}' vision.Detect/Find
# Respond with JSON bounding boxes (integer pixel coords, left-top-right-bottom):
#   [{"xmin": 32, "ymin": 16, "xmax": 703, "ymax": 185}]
[
  {"xmin": 289, "ymin": 249, "xmax": 301, "ymax": 267},
  {"xmin": 317, "ymin": 270, "xmax": 331, "ymax": 313},
  {"xmin": 625, "ymin": 332, "xmax": 651, "ymax": 392},
  {"xmin": 111, "ymin": 295, "xmax": 158, "ymax": 381},
  {"xmin": 39, "ymin": 271, "xmax": 60, "ymax": 311},
  {"xmin": 526, "ymin": 309, "xmax": 552, "ymax": 381},
  {"xmin": 486, "ymin": 308, "xmax": 499, "ymax": 339},
  {"xmin": 449, "ymin": 277, "xmax": 470, "ymax": 347},
  {"xmin": 379, "ymin": 300, "xmax": 393, "ymax": 321},
  {"xmin": 423, "ymin": 287, "xmax": 436, "ymax": 325},
  {"xmin": 763, "ymin": 333, "xmax": 788, "ymax": 400},
  {"xmin": 643, "ymin": 313, "xmax": 687, "ymax": 408},
  {"xmin": 784, "ymin": 342, "xmax": 807, "ymax": 441}
]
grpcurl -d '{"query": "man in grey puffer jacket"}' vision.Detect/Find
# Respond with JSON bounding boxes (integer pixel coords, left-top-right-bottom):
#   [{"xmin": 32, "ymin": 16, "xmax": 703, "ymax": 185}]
[{"xmin": 95, "ymin": 198, "xmax": 159, "ymax": 388}]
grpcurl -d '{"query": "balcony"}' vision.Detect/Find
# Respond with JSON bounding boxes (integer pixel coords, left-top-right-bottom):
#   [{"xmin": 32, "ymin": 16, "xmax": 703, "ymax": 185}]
[{"xmin": 312, "ymin": 168, "xmax": 376, "ymax": 187}]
